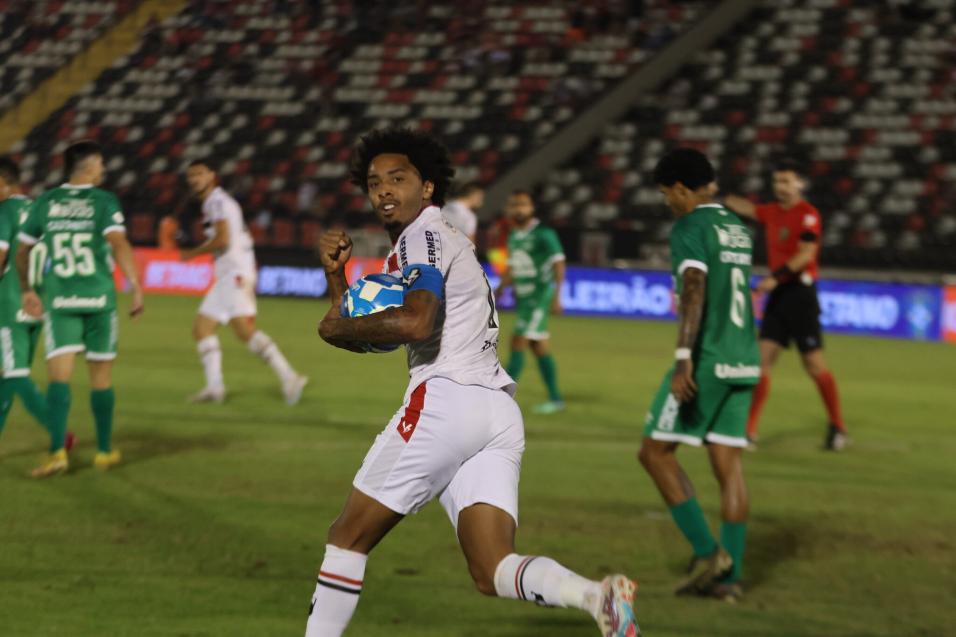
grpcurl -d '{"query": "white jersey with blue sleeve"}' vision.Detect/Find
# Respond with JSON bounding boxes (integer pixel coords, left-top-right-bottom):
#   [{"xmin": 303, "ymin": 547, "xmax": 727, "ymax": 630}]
[{"xmin": 382, "ymin": 205, "xmax": 515, "ymax": 400}]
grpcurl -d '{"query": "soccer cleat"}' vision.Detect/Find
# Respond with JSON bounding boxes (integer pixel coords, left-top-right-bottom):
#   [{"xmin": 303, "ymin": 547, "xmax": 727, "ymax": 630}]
[
  {"xmin": 64, "ymin": 431, "xmax": 76, "ymax": 452},
  {"xmin": 674, "ymin": 546, "xmax": 733, "ymax": 596},
  {"xmin": 532, "ymin": 400, "xmax": 565, "ymax": 415},
  {"xmin": 825, "ymin": 424, "xmax": 848, "ymax": 451},
  {"xmin": 31, "ymin": 449, "xmax": 68, "ymax": 478},
  {"xmin": 188, "ymin": 386, "xmax": 225, "ymax": 404},
  {"xmin": 595, "ymin": 574, "xmax": 640, "ymax": 637},
  {"xmin": 283, "ymin": 374, "xmax": 308, "ymax": 406},
  {"xmin": 93, "ymin": 449, "xmax": 121, "ymax": 471},
  {"xmin": 709, "ymin": 581, "xmax": 743, "ymax": 603}
]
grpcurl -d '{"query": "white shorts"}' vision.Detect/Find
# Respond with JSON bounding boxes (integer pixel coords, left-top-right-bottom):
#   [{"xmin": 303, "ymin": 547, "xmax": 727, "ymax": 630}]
[
  {"xmin": 353, "ymin": 377, "xmax": 525, "ymax": 527},
  {"xmin": 198, "ymin": 274, "xmax": 257, "ymax": 324}
]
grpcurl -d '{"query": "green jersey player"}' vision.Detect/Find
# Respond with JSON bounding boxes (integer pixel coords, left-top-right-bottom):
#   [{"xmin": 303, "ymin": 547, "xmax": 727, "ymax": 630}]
[
  {"xmin": 637, "ymin": 149, "xmax": 759, "ymax": 603},
  {"xmin": 16, "ymin": 141, "xmax": 144, "ymax": 478},
  {"xmin": 0, "ymin": 156, "xmax": 51, "ymax": 447},
  {"xmin": 495, "ymin": 190, "xmax": 566, "ymax": 414}
]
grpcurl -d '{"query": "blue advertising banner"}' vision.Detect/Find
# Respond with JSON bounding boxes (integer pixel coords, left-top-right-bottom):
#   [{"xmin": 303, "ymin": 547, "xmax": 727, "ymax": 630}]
[
  {"xmin": 816, "ymin": 280, "xmax": 942, "ymax": 341},
  {"xmin": 486, "ymin": 267, "xmax": 676, "ymax": 321},
  {"xmin": 489, "ymin": 265, "xmax": 945, "ymax": 342},
  {"xmin": 255, "ymin": 260, "xmax": 947, "ymax": 343}
]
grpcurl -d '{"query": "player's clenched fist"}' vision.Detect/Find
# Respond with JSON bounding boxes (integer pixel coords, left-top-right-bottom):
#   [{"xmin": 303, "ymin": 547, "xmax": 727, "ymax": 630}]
[{"xmin": 318, "ymin": 231, "xmax": 353, "ymax": 273}]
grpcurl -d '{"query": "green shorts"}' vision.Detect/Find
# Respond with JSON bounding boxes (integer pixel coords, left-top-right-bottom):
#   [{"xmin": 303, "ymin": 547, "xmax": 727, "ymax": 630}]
[
  {"xmin": 514, "ymin": 290, "xmax": 553, "ymax": 340},
  {"xmin": 643, "ymin": 368, "xmax": 753, "ymax": 448},
  {"xmin": 1, "ymin": 318, "xmax": 42, "ymax": 377},
  {"xmin": 44, "ymin": 311, "xmax": 119, "ymax": 361}
]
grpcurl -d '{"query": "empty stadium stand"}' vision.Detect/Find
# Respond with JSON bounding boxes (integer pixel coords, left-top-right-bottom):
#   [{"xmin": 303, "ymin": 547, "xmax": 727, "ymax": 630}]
[
  {"xmin": 10, "ymin": 0, "xmax": 703, "ymax": 249},
  {"xmin": 8, "ymin": 0, "xmax": 953, "ymax": 270},
  {"xmin": 538, "ymin": 0, "xmax": 956, "ymax": 270},
  {"xmin": 0, "ymin": 0, "xmax": 137, "ymax": 114}
]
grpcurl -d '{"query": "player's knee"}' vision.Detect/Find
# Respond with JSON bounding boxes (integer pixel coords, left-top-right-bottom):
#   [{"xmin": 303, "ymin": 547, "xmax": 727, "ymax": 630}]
[
  {"xmin": 235, "ymin": 321, "xmax": 257, "ymax": 343},
  {"xmin": 192, "ymin": 322, "xmax": 212, "ymax": 341},
  {"xmin": 800, "ymin": 356, "xmax": 825, "ymax": 377},
  {"xmin": 637, "ymin": 441, "xmax": 658, "ymax": 468}
]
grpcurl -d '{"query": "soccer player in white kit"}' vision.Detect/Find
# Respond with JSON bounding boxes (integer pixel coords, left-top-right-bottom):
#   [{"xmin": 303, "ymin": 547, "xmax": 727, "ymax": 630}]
[
  {"xmin": 440, "ymin": 181, "xmax": 483, "ymax": 243},
  {"xmin": 183, "ymin": 160, "xmax": 307, "ymax": 404},
  {"xmin": 307, "ymin": 128, "xmax": 639, "ymax": 637}
]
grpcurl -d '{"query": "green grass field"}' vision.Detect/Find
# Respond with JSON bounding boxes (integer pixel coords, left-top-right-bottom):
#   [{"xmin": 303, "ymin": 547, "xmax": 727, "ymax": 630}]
[{"xmin": 1, "ymin": 294, "xmax": 954, "ymax": 636}]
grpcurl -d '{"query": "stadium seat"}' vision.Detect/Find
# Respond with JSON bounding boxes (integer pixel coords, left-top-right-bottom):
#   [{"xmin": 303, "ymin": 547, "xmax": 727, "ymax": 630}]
[
  {"xmin": 0, "ymin": 0, "xmax": 135, "ymax": 114},
  {"xmin": 540, "ymin": 0, "xmax": 956, "ymax": 269}
]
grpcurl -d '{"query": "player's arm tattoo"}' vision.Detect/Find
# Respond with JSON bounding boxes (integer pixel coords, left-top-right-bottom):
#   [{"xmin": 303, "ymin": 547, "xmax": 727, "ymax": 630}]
[
  {"xmin": 676, "ymin": 268, "xmax": 706, "ymax": 351},
  {"xmin": 320, "ymin": 289, "xmax": 439, "ymax": 345}
]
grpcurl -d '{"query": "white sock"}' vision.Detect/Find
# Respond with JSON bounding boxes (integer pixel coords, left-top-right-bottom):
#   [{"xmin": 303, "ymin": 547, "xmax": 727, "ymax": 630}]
[
  {"xmin": 305, "ymin": 544, "xmax": 367, "ymax": 637},
  {"xmin": 248, "ymin": 330, "xmax": 295, "ymax": 383},
  {"xmin": 197, "ymin": 335, "xmax": 223, "ymax": 390},
  {"xmin": 493, "ymin": 554, "xmax": 602, "ymax": 618}
]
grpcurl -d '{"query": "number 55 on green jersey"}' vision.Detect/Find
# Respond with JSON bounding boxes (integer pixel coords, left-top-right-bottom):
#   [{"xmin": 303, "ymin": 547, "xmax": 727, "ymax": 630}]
[{"xmin": 18, "ymin": 184, "xmax": 126, "ymax": 359}]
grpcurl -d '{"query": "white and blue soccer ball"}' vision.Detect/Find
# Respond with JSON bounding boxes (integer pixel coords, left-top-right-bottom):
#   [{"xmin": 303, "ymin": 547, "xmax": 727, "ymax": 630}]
[{"xmin": 340, "ymin": 273, "xmax": 405, "ymax": 353}]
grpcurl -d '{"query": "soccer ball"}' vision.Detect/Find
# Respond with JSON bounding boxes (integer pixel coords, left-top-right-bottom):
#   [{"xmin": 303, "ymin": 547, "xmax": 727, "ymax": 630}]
[{"xmin": 340, "ymin": 273, "xmax": 405, "ymax": 353}]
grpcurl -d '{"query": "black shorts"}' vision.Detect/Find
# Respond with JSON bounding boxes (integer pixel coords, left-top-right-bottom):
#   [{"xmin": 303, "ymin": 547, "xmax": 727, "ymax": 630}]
[{"xmin": 759, "ymin": 282, "xmax": 823, "ymax": 353}]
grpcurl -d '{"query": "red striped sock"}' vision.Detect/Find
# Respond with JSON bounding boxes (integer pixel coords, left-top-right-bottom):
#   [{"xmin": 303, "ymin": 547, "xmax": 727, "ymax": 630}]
[
  {"xmin": 813, "ymin": 370, "xmax": 844, "ymax": 430},
  {"xmin": 746, "ymin": 373, "xmax": 770, "ymax": 439},
  {"xmin": 306, "ymin": 545, "xmax": 367, "ymax": 637}
]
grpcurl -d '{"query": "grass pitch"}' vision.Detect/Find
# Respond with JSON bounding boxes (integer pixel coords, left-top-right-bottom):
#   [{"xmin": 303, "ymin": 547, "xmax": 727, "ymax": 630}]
[{"xmin": 1, "ymin": 294, "xmax": 954, "ymax": 636}]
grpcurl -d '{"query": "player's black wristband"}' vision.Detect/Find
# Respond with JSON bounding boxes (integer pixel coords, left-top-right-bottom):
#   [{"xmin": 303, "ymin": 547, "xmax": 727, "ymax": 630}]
[{"xmin": 772, "ymin": 264, "xmax": 796, "ymax": 282}]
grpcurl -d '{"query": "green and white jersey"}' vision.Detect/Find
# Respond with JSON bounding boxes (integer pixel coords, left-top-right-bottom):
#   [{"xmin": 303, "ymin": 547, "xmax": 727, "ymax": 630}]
[
  {"xmin": 18, "ymin": 184, "xmax": 125, "ymax": 315},
  {"xmin": 0, "ymin": 195, "xmax": 42, "ymax": 325},
  {"xmin": 507, "ymin": 220, "xmax": 565, "ymax": 300},
  {"xmin": 670, "ymin": 203, "xmax": 759, "ymax": 385}
]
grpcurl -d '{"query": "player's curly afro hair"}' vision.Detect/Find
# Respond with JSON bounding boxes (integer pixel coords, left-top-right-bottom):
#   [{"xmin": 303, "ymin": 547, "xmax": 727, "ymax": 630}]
[
  {"xmin": 653, "ymin": 148, "xmax": 715, "ymax": 191},
  {"xmin": 349, "ymin": 127, "xmax": 455, "ymax": 207}
]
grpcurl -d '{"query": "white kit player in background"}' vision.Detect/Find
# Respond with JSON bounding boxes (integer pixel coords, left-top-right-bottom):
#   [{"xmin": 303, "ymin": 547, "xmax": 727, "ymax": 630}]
[
  {"xmin": 440, "ymin": 181, "xmax": 483, "ymax": 243},
  {"xmin": 309, "ymin": 128, "xmax": 640, "ymax": 637},
  {"xmin": 182, "ymin": 159, "xmax": 307, "ymax": 405}
]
